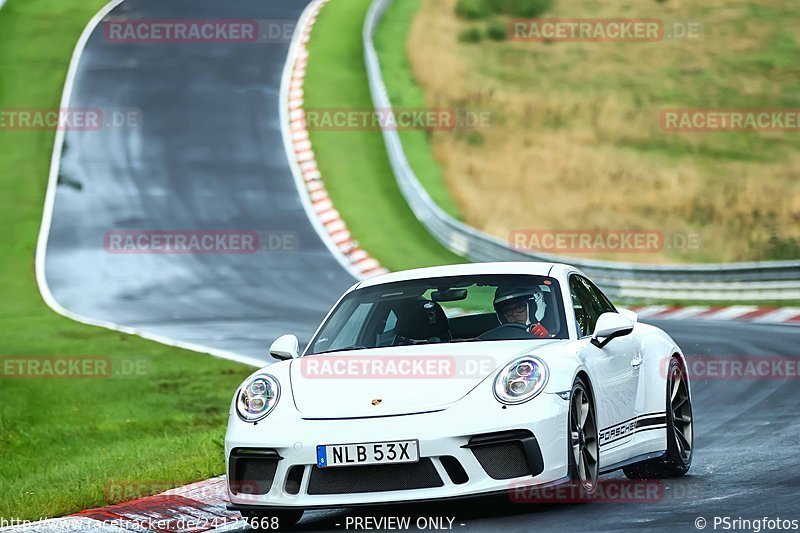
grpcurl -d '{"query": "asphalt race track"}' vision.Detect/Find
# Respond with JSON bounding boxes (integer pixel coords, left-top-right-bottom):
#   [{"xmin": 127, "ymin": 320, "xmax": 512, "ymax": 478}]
[
  {"xmin": 42, "ymin": 0, "xmax": 800, "ymax": 531},
  {"xmin": 44, "ymin": 0, "xmax": 353, "ymax": 360}
]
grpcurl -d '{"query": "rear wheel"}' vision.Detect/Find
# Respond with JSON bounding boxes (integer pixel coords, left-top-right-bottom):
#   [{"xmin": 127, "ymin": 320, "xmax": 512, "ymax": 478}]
[
  {"xmin": 624, "ymin": 356, "xmax": 693, "ymax": 478},
  {"xmin": 241, "ymin": 509, "xmax": 303, "ymax": 530},
  {"xmin": 568, "ymin": 377, "xmax": 599, "ymax": 493}
]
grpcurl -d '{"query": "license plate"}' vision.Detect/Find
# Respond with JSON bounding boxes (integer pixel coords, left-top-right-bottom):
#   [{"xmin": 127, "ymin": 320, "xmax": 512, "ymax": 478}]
[{"xmin": 316, "ymin": 439, "xmax": 419, "ymax": 468}]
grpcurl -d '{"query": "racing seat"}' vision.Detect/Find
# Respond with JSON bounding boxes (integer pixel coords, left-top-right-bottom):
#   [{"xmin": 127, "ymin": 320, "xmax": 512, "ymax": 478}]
[
  {"xmin": 537, "ymin": 292, "xmax": 559, "ymax": 335},
  {"xmin": 392, "ymin": 299, "xmax": 452, "ymax": 345}
]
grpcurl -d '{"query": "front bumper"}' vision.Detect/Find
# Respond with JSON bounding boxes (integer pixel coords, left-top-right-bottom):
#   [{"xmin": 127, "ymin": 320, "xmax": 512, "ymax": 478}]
[{"xmin": 225, "ymin": 392, "xmax": 570, "ymax": 509}]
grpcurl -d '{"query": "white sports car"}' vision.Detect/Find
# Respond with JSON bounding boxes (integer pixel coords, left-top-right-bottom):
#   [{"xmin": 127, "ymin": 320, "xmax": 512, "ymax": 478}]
[{"xmin": 225, "ymin": 262, "xmax": 693, "ymax": 528}]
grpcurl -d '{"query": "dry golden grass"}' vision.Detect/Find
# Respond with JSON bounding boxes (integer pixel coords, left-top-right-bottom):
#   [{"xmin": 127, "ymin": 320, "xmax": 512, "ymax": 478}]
[{"xmin": 407, "ymin": 0, "xmax": 800, "ymax": 262}]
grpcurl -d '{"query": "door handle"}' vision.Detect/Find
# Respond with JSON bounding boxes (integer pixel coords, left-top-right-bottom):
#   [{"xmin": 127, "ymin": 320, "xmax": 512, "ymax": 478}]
[{"xmin": 630, "ymin": 355, "xmax": 643, "ymax": 369}]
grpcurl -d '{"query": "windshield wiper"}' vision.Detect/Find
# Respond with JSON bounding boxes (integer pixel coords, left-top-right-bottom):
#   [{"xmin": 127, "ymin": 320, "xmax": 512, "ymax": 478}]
[{"xmin": 312, "ymin": 345, "xmax": 369, "ymax": 355}]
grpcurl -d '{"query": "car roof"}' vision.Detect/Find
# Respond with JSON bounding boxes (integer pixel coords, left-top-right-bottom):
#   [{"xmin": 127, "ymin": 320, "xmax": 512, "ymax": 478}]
[{"xmin": 356, "ymin": 261, "xmax": 575, "ymax": 289}]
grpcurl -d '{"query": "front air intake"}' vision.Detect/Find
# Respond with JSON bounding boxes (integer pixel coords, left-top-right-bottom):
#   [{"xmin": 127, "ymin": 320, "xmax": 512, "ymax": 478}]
[
  {"xmin": 228, "ymin": 448, "xmax": 282, "ymax": 495},
  {"xmin": 464, "ymin": 429, "xmax": 544, "ymax": 480}
]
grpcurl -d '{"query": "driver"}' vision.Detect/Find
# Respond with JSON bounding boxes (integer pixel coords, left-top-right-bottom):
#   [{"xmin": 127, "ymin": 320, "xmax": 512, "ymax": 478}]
[{"xmin": 493, "ymin": 286, "xmax": 551, "ymax": 338}]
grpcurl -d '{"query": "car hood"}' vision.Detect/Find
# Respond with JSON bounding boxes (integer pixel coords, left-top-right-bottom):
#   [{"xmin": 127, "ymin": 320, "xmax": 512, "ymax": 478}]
[{"xmin": 289, "ymin": 340, "xmax": 563, "ymax": 419}]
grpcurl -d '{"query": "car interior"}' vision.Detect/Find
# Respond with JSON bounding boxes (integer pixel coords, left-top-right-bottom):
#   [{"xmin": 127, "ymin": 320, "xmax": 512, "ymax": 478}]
[{"xmin": 311, "ymin": 276, "xmax": 568, "ymax": 354}]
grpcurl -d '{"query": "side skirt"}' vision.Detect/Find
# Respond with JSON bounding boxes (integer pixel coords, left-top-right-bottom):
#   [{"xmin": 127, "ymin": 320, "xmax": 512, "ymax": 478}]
[{"xmin": 600, "ymin": 451, "xmax": 667, "ymax": 475}]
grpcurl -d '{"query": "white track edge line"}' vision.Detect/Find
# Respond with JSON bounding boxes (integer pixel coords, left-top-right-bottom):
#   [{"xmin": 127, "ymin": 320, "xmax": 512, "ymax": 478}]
[
  {"xmin": 33, "ymin": 0, "xmax": 263, "ymax": 369},
  {"xmin": 19, "ymin": 2, "xmax": 366, "ymax": 531},
  {"xmin": 31, "ymin": 0, "xmax": 355, "ymax": 370}
]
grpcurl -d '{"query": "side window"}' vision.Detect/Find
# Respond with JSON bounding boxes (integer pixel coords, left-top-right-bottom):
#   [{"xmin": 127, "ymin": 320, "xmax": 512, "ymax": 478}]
[
  {"xmin": 579, "ymin": 277, "xmax": 616, "ymax": 316},
  {"xmin": 570, "ymin": 276, "xmax": 600, "ymax": 337},
  {"xmin": 326, "ymin": 302, "xmax": 373, "ymax": 351}
]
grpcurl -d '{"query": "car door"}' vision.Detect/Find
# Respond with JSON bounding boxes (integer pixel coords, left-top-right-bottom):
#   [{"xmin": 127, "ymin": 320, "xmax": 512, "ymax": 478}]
[{"xmin": 571, "ymin": 275, "xmax": 641, "ymax": 449}]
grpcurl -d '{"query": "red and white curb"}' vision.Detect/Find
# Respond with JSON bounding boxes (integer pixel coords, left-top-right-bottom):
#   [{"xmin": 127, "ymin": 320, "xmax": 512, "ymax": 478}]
[
  {"xmin": 630, "ymin": 305, "xmax": 800, "ymax": 324},
  {"xmin": 0, "ymin": 477, "xmax": 243, "ymax": 532},
  {"xmin": 286, "ymin": 0, "xmax": 388, "ymax": 279}
]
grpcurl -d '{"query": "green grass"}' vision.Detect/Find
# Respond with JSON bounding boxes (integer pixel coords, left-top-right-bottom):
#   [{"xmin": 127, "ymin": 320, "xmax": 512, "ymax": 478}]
[
  {"xmin": 372, "ymin": 0, "xmax": 463, "ymax": 220},
  {"xmin": 304, "ymin": 0, "xmax": 463, "ymax": 271},
  {"xmin": 410, "ymin": 0, "xmax": 800, "ymax": 264},
  {"xmin": 306, "ymin": 0, "xmax": 800, "ymax": 308},
  {"xmin": 0, "ymin": 0, "xmax": 793, "ymax": 523},
  {"xmin": 619, "ymin": 298, "xmax": 800, "ymax": 309},
  {"xmin": 0, "ymin": 0, "xmax": 253, "ymax": 520}
]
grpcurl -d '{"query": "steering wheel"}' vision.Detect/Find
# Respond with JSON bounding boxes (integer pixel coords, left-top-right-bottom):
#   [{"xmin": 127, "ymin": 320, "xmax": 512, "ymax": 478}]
[{"xmin": 477, "ymin": 322, "xmax": 532, "ymax": 341}]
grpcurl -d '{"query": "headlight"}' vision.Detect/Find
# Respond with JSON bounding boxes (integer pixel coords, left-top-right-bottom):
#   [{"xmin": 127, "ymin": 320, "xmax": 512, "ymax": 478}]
[
  {"xmin": 493, "ymin": 357, "xmax": 549, "ymax": 404},
  {"xmin": 236, "ymin": 374, "xmax": 280, "ymax": 422}
]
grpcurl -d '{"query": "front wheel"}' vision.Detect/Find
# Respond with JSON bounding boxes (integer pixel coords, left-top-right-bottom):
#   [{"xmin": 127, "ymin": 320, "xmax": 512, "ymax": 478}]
[
  {"xmin": 568, "ymin": 377, "xmax": 599, "ymax": 493},
  {"xmin": 241, "ymin": 509, "xmax": 303, "ymax": 530},
  {"xmin": 624, "ymin": 356, "xmax": 693, "ymax": 478}
]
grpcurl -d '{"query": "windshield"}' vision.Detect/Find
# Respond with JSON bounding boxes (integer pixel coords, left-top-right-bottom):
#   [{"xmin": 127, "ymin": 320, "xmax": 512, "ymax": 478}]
[{"xmin": 307, "ymin": 274, "xmax": 567, "ymax": 354}]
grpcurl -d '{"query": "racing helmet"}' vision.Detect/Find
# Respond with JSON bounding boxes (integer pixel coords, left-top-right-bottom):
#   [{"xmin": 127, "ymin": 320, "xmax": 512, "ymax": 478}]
[{"xmin": 493, "ymin": 286, "xmax": 545, "ymax": 324}]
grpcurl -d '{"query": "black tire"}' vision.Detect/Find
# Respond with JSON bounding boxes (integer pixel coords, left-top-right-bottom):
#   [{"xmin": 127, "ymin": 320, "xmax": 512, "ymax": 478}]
[
  {"xmin": 241, "ymin": 509, "xmax": 303, "ymax": 530},
  {"xmin": 567, "ymin": 377, "xmax": 599, "ymax": 494},
  {"xmin": 624, "ymin": 356, "xmax": 693, "ymax": 479}
]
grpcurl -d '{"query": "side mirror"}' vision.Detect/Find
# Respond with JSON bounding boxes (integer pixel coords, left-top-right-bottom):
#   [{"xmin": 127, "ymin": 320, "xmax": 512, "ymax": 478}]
[
  {"xmin": 591, "ymin": 312, "xmax": 634, "ymax": 349},
  {"xmin": 269, "ymin": 334, "xmax": 300, "ymax": 360}
]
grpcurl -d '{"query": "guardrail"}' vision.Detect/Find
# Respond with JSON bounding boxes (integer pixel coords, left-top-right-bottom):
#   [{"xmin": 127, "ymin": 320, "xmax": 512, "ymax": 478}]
[{"xmin": 362, "ymin": 0, "xmax": 800, "ymax": 301}]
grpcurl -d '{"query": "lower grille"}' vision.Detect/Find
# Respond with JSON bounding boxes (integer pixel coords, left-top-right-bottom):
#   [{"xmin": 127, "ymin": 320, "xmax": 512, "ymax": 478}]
[
  {"xmin": 307, "ymin": 458, "xmax": 443, "ymax": 495},
  {"xmin": 285, "ymin": 465, "xmax": 305, "ymax": 495},
  {"xmin": 440, "ymin": 455, "xmax": 469, "ymax": 485}
]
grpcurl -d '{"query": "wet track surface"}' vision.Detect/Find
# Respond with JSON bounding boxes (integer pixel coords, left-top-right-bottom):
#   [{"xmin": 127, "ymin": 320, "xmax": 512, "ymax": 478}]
[
  {"xmin": 42, "ymin": 0, "xmax": 800, "ymax": 531},
  {"xmin": 45, "ymin": 0, "xmax": 352, "ymax": 359}
]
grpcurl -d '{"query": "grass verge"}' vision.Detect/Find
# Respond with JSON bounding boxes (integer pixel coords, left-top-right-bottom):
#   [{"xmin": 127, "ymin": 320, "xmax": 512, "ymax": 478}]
[
  {"xmin": 306, "ymin": 0, "xmax": 800, "ymax": 308},
  {"xmin": 372, "ymin": 0, "xmax": 462, "ymax": 220},
  {"xmin": 620, "ymin": 298, "xmax": 800, "ymax": 310},
  {"xmin": 0, "ymin": 0, "xmax": 252, "ymax": 520},
  {"xmin": 303, "ymin": 0, "xmax": 463, "ymax": 271},
  {"xmin": 404, "ymin": 0, "xmax": 800, "ymax": 264}
]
